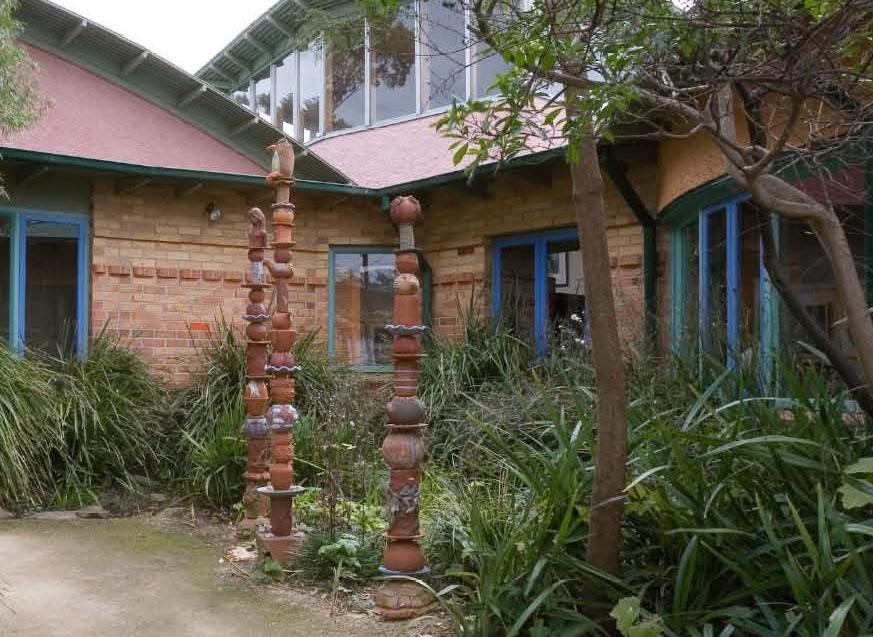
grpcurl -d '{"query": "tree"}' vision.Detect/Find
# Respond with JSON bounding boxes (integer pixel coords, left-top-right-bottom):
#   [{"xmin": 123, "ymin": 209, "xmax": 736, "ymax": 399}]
[{"xmin": 0, "ymin": 0, "xmax": 44, "ymax": 194}]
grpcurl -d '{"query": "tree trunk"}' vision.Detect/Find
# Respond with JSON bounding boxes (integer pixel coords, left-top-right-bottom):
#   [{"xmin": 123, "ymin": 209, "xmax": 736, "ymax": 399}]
[{"xmin": 566, "ymin": 118, "xmax": 629, "ymax": 576}]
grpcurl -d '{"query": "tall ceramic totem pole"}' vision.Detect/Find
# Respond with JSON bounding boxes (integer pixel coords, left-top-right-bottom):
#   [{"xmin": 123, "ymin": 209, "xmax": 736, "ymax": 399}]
[
  {"xmin": 240, "ymin": 207, "xmax": 271, "ymax": 535},
  {"xmin": 375, "ymin": 196, "xmax": 436, "ymax": 619},
  {"xmin": 257, "ymin": 139, "xmax": 303, "ymax": 566}
]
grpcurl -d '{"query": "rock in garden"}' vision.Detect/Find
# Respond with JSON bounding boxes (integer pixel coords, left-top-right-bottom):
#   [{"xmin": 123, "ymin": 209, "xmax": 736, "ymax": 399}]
[
  {"xmin": 76, "ymin": 505, "xmax": 109, "ymax": 519},
  {"xmin": 149, "ymin": 492, "xmax": 168, "ymax": 503}
]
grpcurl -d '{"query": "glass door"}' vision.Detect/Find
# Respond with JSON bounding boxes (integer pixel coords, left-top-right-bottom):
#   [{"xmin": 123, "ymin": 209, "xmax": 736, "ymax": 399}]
[{"xmin": 492, "ymin": 228, "xmax": 582, "ymax": 355}]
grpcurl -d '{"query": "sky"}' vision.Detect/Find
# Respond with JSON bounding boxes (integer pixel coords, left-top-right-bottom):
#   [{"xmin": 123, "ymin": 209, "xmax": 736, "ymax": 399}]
[{"xmin": 52, "ymin": 0, "xmax": 279, "ymax": 73}]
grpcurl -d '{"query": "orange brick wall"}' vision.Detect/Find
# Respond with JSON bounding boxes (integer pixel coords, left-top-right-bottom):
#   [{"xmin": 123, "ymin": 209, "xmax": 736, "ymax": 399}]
[{"xmin": 89, "ymin": 158, "xmax": 657, "ymax": 384}]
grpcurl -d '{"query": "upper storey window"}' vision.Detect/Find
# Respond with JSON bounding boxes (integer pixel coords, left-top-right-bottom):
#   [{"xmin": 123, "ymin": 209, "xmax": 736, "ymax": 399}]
[
  {"xmin": 227, "ymin": 2, "xmax": 515, "ymax": 140},
  {"xmin": 370, "ymin": 6, "xmax": 417, "ymax": 121}
]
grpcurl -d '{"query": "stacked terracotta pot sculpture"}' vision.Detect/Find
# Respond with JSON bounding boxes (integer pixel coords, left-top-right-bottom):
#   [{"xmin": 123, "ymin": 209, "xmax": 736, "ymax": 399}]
[
  {"xmin": 239, "ymin": 207, "xmax": 271, "ymax": 535},
  {"xmin": 375, "ymin": 195, "xmax": 437, "ymax": 619},
  {"xmin": 256, "ymin": 138, "xmax": 303, "ymax": 566}
]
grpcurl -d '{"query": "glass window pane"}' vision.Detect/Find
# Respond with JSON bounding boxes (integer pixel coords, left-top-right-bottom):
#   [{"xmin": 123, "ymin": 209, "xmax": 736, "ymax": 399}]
[
  {"xmin": 420, "ymin": 0, "xmax": 466, "ymax": 109},
  {"xmin": 0, "ymin": 218, "xmax": 9, "ymax": 343},
  {"xmin": 254, "ymin": 71, "xmax": 271, "ymax": 121},
  {"xmin": 231, "ymin": 87, "xmax": 251, "ymax": 110},
  {"xmin": 334, "ymin": 251, "xmax": 394, "ymax": 366},
  {"xmin": 781, "ymin": 206, "xmax": 867, "ymax": 368},
  {"xmin": 683, "ymin": 221, "xmax": 700, "ymax": 349},
  {"xmin": 300, "ymin": 42, "xmax": 322, "ymax": 142},
  {"xmin": 548, "ymin": 239, "xmax": 586, "ymax": 345},
  {"xmin": 25, "ymin": 221, "xmax": 78, "ymax": 355},
  {"xmin": 474, "ymin": 47, "xmax": 510, "ymax": 98},
  {"xmin": 325, "ymin": 23, "xmax": 365, "ymax": 132},
  {"xmin": 739, "ymin": 203, "xmax": 761, "ymax": 355},
  {"xmin": 275, "ymin": 54, "xmax": 296, "ymax": 135},
  {"xmin": 499, "ymin": 244, "xmax": 535, "ymax": 339},
  {"xmin": 370, "ymin": 6, "xmax": 417, "ymax": 122}
]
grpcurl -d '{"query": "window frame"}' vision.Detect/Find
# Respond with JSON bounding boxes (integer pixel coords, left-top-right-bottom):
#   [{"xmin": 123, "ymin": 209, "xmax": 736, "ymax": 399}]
[
  {"xmin": 328, "ymin": 244, "xmax": 427, "ymax": 372},
  {"xmin": 0, "ymin": 206, "xmax": 89, "ymax": 357},
  {"xmin": 491, "ymin": 227, "xmax": 579, "ymax": 356}
]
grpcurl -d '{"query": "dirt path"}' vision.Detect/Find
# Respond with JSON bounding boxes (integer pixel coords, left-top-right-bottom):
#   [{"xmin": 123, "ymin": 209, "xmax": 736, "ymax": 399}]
[{"xmin": 0, "ymin": 517, "xmax": 437, "ymax": 637}]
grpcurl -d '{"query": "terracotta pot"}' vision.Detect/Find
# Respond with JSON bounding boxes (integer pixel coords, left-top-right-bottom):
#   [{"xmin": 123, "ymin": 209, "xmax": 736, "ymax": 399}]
[
  {"xmin": 389, "ymin": 511, "xmax": 421, "ymax": 537},
  {"xmin": 394, "ymin": 366, "xmax": 419, "ymax": 397},
  {"xmin": 393, "ymin": 295, "xmax": 421, "ymax": 326},
  {"xmin": 272, "ymin": 312, "xmax": 291, "ymax": 329},
  {"xmin": 269, "ymin": 403, "xmax": 299, "ymax": 429},
  {"xmin": 386, "ymin": 397, "xmax": 424, "ymax": 425},
  {"xmin": 244, "ymin": 416, "xmax": 268, "ymax": 438},
  {"xmin": 270, "ymin": 377, "xmax": 295, "ymax": 403},
  {"xmin": 270, "ymin": 463, "xmax": 294, "ymax": 490},
  {"xmin": 389, "ymin": 196, "xmax": 422, "ymax": 226},
  {"xmin": 246, "ymin": 302, "xmax": 268, "ymax": 317},
  {"xmin": 273, "ymin": 208, "xmax": 295, "ymax": 225},
  {"xmin": 273, "ymin": 247, "xmax": 292, "ymax": 263},
  {"xmin": 395, "ymin": 250, "xmax": 419, "ymax": 274},
  {"xmin": 382, "ymin": 432, "xmax": 424, "ymax": 470},
  {"xmin": 271, "ymin": 329, "xmax": 295, "ymax": 351},
  {"xmin": 275, "ymin": 225, "xmax": 293, "ymax": 245},
  {"xmin": 248, "ymin": 287, "xmax": 266, "ymax": 304},
  {"xmin": 384, "ymin": 540, "xmax": 425, "ymax": 573},
  {"xmin": 246, "ymin": 321, "xmax": 268, "ymax": 341},
  {"xmin": 269, "ymin": 351, "xmax": 296, "ymax": 369},
  {"xmin": 394, "ymin": 273, "xmax": 420, "ymax": 296},
  {"xmin": 393, "ymin": 335, "xmax": 421, "ymax": 356},
  {"xmin": 389, "ymin": 468, "xmax": 420, "ymax": 492},
  {"xmin": 246, "ymin": 343, "xmax": 269, "ymax": 376},
  {"xmin": 244, "ymin": 380, "xmax": 269, "ymax": 416}
]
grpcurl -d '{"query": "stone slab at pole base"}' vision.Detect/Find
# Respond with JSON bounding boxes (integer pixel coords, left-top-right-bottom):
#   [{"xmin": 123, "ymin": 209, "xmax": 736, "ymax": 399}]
[
  {"xmin": 374, "ymin": 579, "xmax": 438, "ymax": 620},
  {"xmin": 255, "ymin": 532, "xmax": 300, "ymax": 567}
]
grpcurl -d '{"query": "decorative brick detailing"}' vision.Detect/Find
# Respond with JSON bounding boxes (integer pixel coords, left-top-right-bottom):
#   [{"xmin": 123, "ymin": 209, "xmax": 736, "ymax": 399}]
[
  {"xmin": 456, "ymin": 244, "xmax": 476, "ymax": 256},
  {"xmin": 157, "ymin": 267, "xmax": 178, "ymax": 279},
  {"xmin": 202, "ymin": 269, "xmax": 222, "ymax": 281},
  {"xmin": 188, "ymin": 321, "xmax": 210, "ymax": 331},
  {"xmin": 179, "ymin": 268, "xmax": 200, "ymax": 280},
  {"xmin": 132, "ymin": 266, "xmax": 155, "ymax": 278},
  {"xmin": 92, "ymin": 264, "xmax": 106, "ymax": 275},
  {"xmin": 223, "ymin": 270, "xmax": 243, "ymax": 282},
  {"xmin": 108, "ymin": 265, "xmax": 130, "ymax": 276}
]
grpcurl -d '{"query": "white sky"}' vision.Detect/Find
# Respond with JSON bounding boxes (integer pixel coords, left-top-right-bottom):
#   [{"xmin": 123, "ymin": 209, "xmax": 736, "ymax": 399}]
[{"xmin": 52, "ymin": 0, "xmax": 279, "ymax": 73}]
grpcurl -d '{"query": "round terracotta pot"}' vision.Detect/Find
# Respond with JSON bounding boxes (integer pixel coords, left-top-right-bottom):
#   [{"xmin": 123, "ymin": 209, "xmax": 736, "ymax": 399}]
[
  {"xmin": 273, "ymin": 208, "xmax": 295, "ymax": 225},
  {"xmin": 269, "ymin": 403, "xmax": 299, "ymax": 429},
  {"xmin": 272, "ymin": 312, "xmax": 291, "ymax": 329},
  {"xmin": 386, "ymin": 397, "xmax": 425, "ymax": 425},
  {"xmin": 393, "ymin": 335, "xmax": 421, "ymax": 356},
  {"xmin": 270, "ymin": 377, "xmax": 295, "ymax": 403},
  {"xmin": 394, "ymin": 273, "xmax": 420, "ymax": 296},
  {"xmin": 270, "ymin": 463, "xmax": 294, "ymax": 490},
  {"xmin": 246, "ymin": 302, "xmax": 268, "ymax": 317},
  {"xmin": 382, "ymin": 432, "xmax": 424, "ymax": 470},
  {"xmin": 248, "ymin": 288, "xmax": 266, "ymax": 304},
  {"xmin": 243, "ymin": 416, "xmax": 268, "ymax": 438},
  {"xmin": 269, "ymin": 351, "xmax": 296, "ymax": 369},
  {"xmin": 384, "ymin": 540, "xmax": 425, "ymax": 573},
  {"xmin": 395, "ymin": 250, "xmax": 419, "ymax": 274},
  {"xmin": 388, "ymin": 511, "xmax": 421, "ymax": 537},
  {"xmin": 246, "ymin": 321, "xmax": 268, "ymax": 341},
  {"xmin": 389, "ymin": 196, "xmax": 422, "ymax": 225}
]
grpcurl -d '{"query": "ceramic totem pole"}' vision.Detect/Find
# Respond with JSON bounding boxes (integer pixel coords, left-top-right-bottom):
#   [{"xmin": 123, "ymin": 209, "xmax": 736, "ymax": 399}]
[
  {"xmin": 240, "ymin": 207, "xmax": 271, "ymax": 535},
  {"xmin": 256, "ymin": 138, "xmax": 303, "ymax": 566},
  {"xmin": 375, "ymin": 196, "xmax": 436, "ymax": 619}
]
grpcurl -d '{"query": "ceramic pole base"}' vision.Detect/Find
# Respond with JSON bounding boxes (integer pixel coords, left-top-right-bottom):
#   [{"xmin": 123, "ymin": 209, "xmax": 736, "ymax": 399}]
[
  {"xmin": 256, "ymin": 532, "xmax": 300, "ymax": 567},
  {"xmin": 374, "ymin": 578, "xmax": 437, "ymax": 620}
]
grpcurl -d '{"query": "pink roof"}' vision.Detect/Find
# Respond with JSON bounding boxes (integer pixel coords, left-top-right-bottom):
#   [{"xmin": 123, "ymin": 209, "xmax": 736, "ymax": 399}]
[
  {"xmin": 2, "ymin": 45, "xmax": 263, "ymax": 175},
  {"xmin": 309, "ymin": 110, "xmax": 564, "ymax": 189}
]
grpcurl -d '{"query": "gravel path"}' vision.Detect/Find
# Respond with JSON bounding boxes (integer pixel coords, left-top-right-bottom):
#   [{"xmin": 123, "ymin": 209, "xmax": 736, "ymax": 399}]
[{"xmin": 0, "ymin": 517, "xmax": 432, "ymax": 637}]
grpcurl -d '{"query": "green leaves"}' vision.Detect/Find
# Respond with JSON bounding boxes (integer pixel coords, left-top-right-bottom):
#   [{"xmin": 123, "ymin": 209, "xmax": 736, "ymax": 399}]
[
  {"xmin": 610, "ymin": 596, "xmax": 664, "ymax": 637},
  {"xmin": 839, "ymin": 458, "xmax": 873, "ymax": 510}
]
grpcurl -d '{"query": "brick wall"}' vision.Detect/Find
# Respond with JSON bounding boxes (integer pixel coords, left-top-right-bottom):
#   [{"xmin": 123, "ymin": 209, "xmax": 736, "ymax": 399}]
[
  {"xmin": 90, "ymin": 179, "xmax": 393, "ymax": 384},
  {"xmin": 90, "ymin": 158, "xmax": 657, "ymax": 384}
]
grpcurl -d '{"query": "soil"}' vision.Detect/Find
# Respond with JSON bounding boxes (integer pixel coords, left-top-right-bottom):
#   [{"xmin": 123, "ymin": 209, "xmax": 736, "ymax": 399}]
[{"xmin": 0, "ymin": 513, "xmax": 452, "ymax": 636}]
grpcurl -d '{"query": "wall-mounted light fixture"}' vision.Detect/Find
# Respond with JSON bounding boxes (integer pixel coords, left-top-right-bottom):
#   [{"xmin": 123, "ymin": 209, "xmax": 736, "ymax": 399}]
[{"xmin": 205, "ymin": 201, "xmax": 222, "ymax": 222}]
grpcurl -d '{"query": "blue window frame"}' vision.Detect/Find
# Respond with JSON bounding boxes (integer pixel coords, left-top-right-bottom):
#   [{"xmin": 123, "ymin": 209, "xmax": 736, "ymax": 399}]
[
  {"xmin": 0, "ymin": 206, "xmax": 89, "ymax": 357},
  {"xmin": 491, "ymin": 227, "xmax": 580, "ymax": 355}
]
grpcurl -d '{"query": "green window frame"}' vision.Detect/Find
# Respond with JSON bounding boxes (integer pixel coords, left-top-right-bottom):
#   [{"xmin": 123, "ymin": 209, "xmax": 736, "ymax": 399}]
[{"xmin": 327, "ymin": 245, "xmax": 431, "ymax": 372}]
